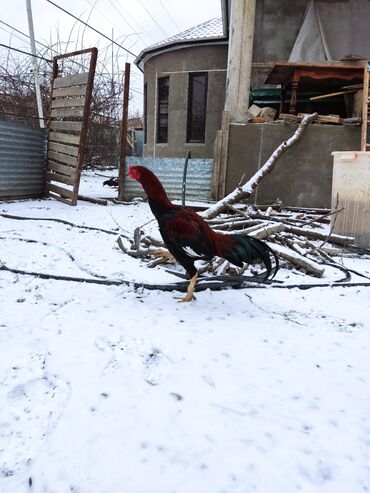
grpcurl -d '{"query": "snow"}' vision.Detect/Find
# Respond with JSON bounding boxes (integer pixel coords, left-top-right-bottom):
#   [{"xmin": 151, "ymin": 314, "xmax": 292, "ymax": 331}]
[{"xmin": 1, "ymin": 174, "xmax": 370, "ymax": 493}]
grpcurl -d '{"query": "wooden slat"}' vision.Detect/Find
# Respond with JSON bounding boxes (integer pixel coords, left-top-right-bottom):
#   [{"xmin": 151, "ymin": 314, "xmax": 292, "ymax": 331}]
[
  {"xmin": 51, "ymin": 107, "xmax": 84, "ymax": 118},
  {"xmin": 361, "ymin": 62, "xmax": 370, "ymax": 151},
  {"xmin": 48, "ymin": 142, "xmax": 79, "ymax": 156},
  {"xmin": 48, "ymin": 191, "xmax": 74, "ymax": 205},
  {"xmin": 298, "ymin": 113, "xmax": 343, "ymax": 124},
  {"xmin": 309, "ymin": 89, "xmax": 358, "ymax": 101},
  {"xmin": 48, "ymin": 150, "xmax": 77, "ymax": 166},
  {"xmin": 48, "ymin": 160, "xmax": 76, "ymax": 177},
  {"xmin": 49, "ymin": 131, "xmax": 80, "ymax": 146},
  {"xmin": 46, "ymin": 171, "xmax": 75, "ymax": 186},
  {"xmin": 46, "ymin": 183, "xmax": 74, "ymax": 199},
  {"xmin": 53, "ymin": 86, "xmax": 87, "ymax": 97},
  {"xmin": 49, "ymin": 121, "xmax": 82, "ymax": 132},
  {"xmin": 53, "ymin": 73, "xmax": 89, "ymax": 89},
  {"xmin": 218, "ymin": 111, "xmax": 230, "ymax": 199},
  {"xmin": 211, "ymin": 130, "xmax": 222, "ymax": 200},
  {"xmin": 51, "ymin": 97, "xmax": 86, "ymax": 109}
]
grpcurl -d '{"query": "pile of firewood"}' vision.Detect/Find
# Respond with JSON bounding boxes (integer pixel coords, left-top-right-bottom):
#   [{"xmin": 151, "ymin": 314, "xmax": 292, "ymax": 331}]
[{"xmin": 119, "ymin": 203, "xmax": 359, "ymax": 280}]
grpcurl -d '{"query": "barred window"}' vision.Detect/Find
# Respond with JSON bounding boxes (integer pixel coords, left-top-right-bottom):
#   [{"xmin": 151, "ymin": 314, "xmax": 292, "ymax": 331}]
[
  {"xmin": 157, "ymin": 76, "xmax": 169, "ymax": 143},
  {"xmin": 187, "ymin": 73, "xmax": 208, "ymax": 143}
]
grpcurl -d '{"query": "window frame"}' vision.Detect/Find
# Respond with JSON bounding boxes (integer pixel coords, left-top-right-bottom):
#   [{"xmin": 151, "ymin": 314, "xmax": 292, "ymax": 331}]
[
  {"xmin": 186, "ymin": 72, "xmax": 208, "ymax": 144},
  {"xmin": 156, "ymin": 76, "xmax": 169, "ymax": 144}
]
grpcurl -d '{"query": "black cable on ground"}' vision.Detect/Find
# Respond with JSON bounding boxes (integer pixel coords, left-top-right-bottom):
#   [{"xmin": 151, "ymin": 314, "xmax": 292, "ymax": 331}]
[{"xmin": 2, "ymin": 263, "xmax": 370, "ymax": 293}]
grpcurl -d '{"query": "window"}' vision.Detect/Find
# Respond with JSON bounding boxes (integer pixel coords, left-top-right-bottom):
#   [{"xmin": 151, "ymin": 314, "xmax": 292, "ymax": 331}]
[
  {"xmin": 187, "ymin": 72, "xmax": 208, "ymax": 143},
  {"xmin": 144, "ymin": 83, "xmax": 147, "ymax": 144},
  {"xmin": 157, "ymin": 76, "xmax": 169, "ymax": 143}
]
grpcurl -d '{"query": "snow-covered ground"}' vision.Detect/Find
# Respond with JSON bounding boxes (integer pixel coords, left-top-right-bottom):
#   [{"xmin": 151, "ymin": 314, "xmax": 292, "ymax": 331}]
[{"xmin": 1, "ymin": 172, "xmax": 370, "ymax": 493}]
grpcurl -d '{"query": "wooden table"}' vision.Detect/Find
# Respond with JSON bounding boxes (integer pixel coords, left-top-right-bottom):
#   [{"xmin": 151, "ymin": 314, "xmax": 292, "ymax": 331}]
[{"xmin": 264, "ymin": 62, "xmax": 364, "ymax": 115}]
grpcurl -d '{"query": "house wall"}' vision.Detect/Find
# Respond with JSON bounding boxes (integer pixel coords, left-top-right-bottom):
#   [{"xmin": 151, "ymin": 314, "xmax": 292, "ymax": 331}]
[
  {"xmin": 143, "ymin": 44, "xmax": 228, "ymax": 158},
  {"xmin": 252, "ymin": 0, "xmax": 309, "ymax": 88},
  {"xmin": 226, "ymin": 123, "xmax": 361, "ymax": 208}
]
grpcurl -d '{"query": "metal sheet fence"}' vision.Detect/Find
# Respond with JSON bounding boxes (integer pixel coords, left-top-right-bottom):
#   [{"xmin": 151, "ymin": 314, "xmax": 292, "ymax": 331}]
[
  {"xmin": 0, "ymin": 120, "xmax": 47, "ymax": 200},
  {"xmin": 123, "ymin": 157, "xmax": 213, "ymax": 202}
]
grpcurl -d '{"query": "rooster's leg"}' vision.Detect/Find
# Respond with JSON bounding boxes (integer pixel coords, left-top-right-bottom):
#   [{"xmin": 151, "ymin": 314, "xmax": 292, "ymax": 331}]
[
  {"xmin": 152, "ymin": 249, "xmax": 174, "ymax": 262},
  {"xmin": 177, "ymin": 272, "xmax": 198, "ymax": 303}
]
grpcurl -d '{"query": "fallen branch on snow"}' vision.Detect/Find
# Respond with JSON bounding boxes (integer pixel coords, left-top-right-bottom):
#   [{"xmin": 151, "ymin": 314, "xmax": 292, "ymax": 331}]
[{"xmin": 201, "ymin": 112, "xmax": 318, "ymax": 220}]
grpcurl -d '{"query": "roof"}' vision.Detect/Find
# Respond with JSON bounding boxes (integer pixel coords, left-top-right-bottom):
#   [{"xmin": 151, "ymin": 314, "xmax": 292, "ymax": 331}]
[
  {"xmin": 127, "ymin": 117, "xmax": 143, "ymax": 130},
  {"xmin": 135, "ymin": 17, "xmax": 227, "ymax": 70}
]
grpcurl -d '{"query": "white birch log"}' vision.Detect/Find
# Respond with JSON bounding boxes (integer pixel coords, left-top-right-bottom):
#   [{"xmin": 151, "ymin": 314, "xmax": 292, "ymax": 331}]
[
  {"xmin": 267, "ymin": 242, "xmax": 325, "ymax": 277},
  {"xmin": 284, "ymin": 225, "xmax": 355, "ymax": 245},
  {"xmin": 201, "ymin": 112, "xmax": 318, "ymax": 220},
  {"xmin": 248, "ymin": 222, "xmax": 285, "ymax": 239}
]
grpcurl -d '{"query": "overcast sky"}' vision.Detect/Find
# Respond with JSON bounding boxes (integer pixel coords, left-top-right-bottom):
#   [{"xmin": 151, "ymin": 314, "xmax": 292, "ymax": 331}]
[{"xmin": 0, "ymin": 0, "xmax": 221, "ymax": 113}]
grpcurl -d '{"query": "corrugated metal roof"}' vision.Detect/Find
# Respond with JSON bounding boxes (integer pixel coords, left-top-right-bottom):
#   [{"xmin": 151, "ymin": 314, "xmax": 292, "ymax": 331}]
[
  {"xmin": 135, "ymin": 17, "xmax": 226, "ymax": 69},
  {"xmin": 0, "ymin": 120, "xmax": 47, "ymax": 200}
]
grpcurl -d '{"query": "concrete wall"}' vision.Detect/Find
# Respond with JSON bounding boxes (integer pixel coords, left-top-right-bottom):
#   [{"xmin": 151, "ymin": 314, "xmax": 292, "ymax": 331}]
[
  {"xmin": 143, "ymin": 44, "xmax": 228, "ymax": 158},
  {"xmin": 226, "ymin": 123, "xmax": 361, "ymax": 208},
  {"xmin": 252, "ymin": 0, "xmax": 309, "ymax": 88}
]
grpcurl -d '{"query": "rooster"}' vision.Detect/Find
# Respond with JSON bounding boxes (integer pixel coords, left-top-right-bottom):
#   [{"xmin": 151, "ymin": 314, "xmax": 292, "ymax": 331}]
[{"xmin": 128, "ymin": 165, "xmax": 278, "ymax": 302}]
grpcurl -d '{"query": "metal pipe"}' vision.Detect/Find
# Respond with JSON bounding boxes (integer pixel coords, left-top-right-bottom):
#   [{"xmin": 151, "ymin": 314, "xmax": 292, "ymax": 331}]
[
  {"xmin": 182, "ymin": 150, "xmax": 191, "ymax": 206},
  {"xmin": 118, "ymin": 63, "xmax": 131, "ymax": 201},
  {"xmin": 153, "ymin": 69, "xmax": 158, "ymax": 158},
  {"xmin": 26, "ymin": 0, "xmax": 45, "ymax": 128}
]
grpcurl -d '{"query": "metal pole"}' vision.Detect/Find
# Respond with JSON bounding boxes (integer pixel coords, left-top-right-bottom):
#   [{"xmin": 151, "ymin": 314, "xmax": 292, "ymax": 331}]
[
  {"xmin": 118, "ymin": 62, "xmax": 131, "ymax": 201},
  {"xmin": 182, "ymin": 150, "xmax": 191, "ymax": 206},
  {"xmin": 26, "ymin": 0, "xmax": 45, "ymax": 128},
  {"xmin": 153, "ymin": 69, "xmax": 158, "ymax": 158}
]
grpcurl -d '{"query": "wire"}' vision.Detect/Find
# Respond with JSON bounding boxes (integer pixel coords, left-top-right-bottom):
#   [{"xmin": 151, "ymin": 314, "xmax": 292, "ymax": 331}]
[
  {"xmin": 45, "ymin": 0, "xmax": 139, "ymax": 59},
  {"xmin": 0, "ymin": 22, "xmax": 35, "ymax": 48},
  {"xmin": 0, "ymin": 18, "xmax": 91, "ymax": 71},
  {"xmin": 0, "ymin": 43, "xmax": 52, "ymax": 62},
  {"xmin": 0, "ymin": 19, "xmax": 56, "ymax": 53},
  {"xmin": 159, "ymin": 0, "xmax": 181, "ymax": 31},
  {"xmin": 138, "ymin": 0, "xmax": 169, "ymax": 38},
  {"xmin": 108, "ymin": 0, "xmax": 156, "ymax": 44},
  {"xmin": 83, "ymin": 0, "xmax": 133, "ymax": 44},
  {"xmin": 106, "ymin": 0, "xmax": 147, "ymax": 46},
  {"xmin": 0, "ymin": 110, "xmax": 47, "ymax": 120}
]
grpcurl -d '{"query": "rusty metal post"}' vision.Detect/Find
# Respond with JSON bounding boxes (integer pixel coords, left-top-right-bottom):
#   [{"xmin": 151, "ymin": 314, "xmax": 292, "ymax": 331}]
[{"xmin": 118, "ymin": 62, "xmax": 131, "ymax": 201}]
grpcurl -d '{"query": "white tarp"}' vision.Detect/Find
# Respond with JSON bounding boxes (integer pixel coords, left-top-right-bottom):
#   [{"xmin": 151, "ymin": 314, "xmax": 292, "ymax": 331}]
[{"xmin": 289, "ymin": 0, "xmax": 370, "ymax": 62}]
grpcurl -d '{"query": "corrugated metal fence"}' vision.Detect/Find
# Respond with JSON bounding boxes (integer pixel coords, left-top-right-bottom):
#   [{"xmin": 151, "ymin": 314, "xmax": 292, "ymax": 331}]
[
  {"xmin": 0, "ymin": 120, "xmax": 47, "ymax": 200},
  {"xmin": 124, "ymin": 157, "xmax": 213, "ymax": 202}
]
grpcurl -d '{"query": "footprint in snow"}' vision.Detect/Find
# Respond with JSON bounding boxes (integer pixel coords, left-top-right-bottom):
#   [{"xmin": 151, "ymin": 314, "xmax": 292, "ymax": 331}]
[
  {"xmin": 96, "ymin": 335, "xmax": 171, "ymax": 386},
  {"xmin": 0, "ymin": 352, "xmax": 69, "ymax": 479}
]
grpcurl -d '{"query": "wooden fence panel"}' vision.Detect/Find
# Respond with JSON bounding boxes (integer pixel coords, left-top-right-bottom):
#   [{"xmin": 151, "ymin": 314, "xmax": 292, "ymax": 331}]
[{"xmin": 46, "ymin": 48, "xmax": 97, "ymax": 205}]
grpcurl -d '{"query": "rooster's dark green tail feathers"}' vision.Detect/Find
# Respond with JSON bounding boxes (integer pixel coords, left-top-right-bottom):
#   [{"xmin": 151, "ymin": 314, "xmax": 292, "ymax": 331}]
[{"xmin": 218, "ymin": 234, "xmax": 279, "ymax": 281}]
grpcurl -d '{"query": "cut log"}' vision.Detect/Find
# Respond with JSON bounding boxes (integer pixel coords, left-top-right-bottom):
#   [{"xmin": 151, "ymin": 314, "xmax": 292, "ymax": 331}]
[
  {"xmin": 268, "ymin": 242, "xmax": 325, "ymax": 277},
  {"xmin": 284, "ymin": 225, "xmax": 354, "ymax": 245},
  {"xmin": 248, "ymin": 222, "xmax": 285, "ymax": 239}
]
